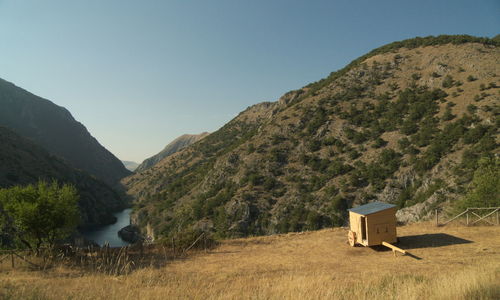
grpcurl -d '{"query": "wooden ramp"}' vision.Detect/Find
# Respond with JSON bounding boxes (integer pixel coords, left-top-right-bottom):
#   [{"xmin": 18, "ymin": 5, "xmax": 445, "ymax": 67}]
[{"xmin": 382, "ymin": 241, "xmax": 406, "ymax": 257}]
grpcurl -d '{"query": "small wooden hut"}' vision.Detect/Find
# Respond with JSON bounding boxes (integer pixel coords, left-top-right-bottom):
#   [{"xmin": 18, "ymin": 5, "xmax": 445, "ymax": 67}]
[{"xmin": 347, "ymin": 201, "xmax": 397, "ymax": 247}]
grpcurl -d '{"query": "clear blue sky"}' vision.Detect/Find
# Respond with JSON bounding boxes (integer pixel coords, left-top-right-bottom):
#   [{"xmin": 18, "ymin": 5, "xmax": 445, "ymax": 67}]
[{"xmin": 0, "ymin": 0, "xmax": 498, "ymax": 162}]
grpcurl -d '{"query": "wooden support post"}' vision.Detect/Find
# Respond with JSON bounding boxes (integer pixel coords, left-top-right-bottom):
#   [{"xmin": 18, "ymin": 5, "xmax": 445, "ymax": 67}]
[
  {"xmin": 435, "ymin": 209, "xmax": 439, "ymax": 226},
  {"xmin": 11, "ymin": 251, "xmax": 14, "ymax": 268},
  {"xmin": 466, "ymin": 212, "xmax": 469, "ymax": 226},
  {"xmin": 382, "ymin": 242, "xmax": 406, "ymax": 256}
]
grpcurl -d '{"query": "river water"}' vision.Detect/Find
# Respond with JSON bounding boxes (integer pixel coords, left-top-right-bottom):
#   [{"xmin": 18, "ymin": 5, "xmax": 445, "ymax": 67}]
[{"xmin": 81, "ymin": 208, "xmax": 132, "ymax": 247}]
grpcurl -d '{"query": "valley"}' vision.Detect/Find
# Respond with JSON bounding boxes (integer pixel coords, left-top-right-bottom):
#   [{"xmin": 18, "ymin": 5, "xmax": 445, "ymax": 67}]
[{"xmin": 0, "ymin": 32, "xmax": 498, "ymax": 300}]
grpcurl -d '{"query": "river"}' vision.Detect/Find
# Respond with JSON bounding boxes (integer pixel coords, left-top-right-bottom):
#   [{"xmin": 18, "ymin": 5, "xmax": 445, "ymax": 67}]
[{"xmin": 81, "ymin": 208, "xmax": 132, "ymax": 247}]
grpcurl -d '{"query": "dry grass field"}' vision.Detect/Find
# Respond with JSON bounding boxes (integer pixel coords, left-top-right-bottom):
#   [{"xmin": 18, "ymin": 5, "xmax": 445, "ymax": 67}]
[{"xmin": 1, "ymin": 222, "xmax": 499, "ymax": 299}]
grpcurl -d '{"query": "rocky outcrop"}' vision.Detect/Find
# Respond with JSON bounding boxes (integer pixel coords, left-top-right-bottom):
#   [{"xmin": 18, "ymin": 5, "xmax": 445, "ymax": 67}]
[
  {"xmin": 396, "ymin": 191, "xmax": 443, "ymax": 224},
  {"xmin": 118, "ymin": 225, "xmax": 143, "ymax": 243}
]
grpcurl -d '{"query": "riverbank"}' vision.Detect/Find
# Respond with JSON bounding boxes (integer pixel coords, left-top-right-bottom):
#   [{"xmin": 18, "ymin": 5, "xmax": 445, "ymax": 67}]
[{"xmin": 81, "ymin": 208, "xmax": 132, "ymax": 247}]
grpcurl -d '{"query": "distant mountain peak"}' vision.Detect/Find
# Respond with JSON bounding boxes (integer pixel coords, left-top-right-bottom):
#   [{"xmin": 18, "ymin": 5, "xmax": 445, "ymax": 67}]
[
  {"xmin": 122, "ymin": 160, "xmax": 140, "ymax": 172},
  {"xmin": 135, "ymin": 132, "xmax": 209, "ymax": 172}
]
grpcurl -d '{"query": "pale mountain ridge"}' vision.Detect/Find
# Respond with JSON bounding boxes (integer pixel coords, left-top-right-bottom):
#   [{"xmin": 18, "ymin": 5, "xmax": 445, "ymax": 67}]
[
  {"xmin": 122, "ymin": 160, "xmax": 140, "ymax": 172},
  {"xmin": 135, "ymin": 132, "xmax": 210, "ymax": 172}
]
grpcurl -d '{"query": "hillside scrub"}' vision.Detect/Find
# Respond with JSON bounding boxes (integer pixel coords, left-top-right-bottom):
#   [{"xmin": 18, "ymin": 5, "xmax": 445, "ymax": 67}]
[{"xmin": 123, "ymin": 36, "xmax": 499, "ymax": 240}]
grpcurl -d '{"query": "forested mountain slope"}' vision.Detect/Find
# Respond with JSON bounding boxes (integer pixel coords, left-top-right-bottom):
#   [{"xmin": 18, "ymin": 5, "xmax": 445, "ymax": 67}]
[
  {"xmin": 0, "ymin": 126, "xmax": 125, "ymax": 227},
  {"xmin": 0, "ymin": 78, "xmax": 130, "ymax": 186},
  {"xmin": 123, "ymin": 35, "xmax": 499, "ymax": 240}
]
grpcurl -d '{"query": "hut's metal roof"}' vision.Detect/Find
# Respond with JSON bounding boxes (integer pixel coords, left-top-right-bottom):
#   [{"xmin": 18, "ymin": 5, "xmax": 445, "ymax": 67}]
[{"xmin": 348, "ymin": 201, "xmax": 396, "ymax": 216}]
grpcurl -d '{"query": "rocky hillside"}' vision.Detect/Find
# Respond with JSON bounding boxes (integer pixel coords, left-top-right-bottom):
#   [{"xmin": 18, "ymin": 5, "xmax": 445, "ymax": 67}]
[
  {"xmin": 135, "ymin": 132, "xmax": 210, "ymax": 172},
  {"xmin": 0, "ymin": 78, "xmax": 130, "ymax": 186},
  {"xmin": 123, "ymin": 35, "xmax": 499, "ymax": 240},
  {"xmin": 0, "ymin": 126, "xmax": 126, "ymax": 227}
]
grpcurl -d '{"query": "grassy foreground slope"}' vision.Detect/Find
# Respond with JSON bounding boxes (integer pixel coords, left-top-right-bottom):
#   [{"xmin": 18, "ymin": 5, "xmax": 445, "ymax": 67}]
[{"xmin": 1, "ymin": 223, "xmax": 498, "ymax": 299}]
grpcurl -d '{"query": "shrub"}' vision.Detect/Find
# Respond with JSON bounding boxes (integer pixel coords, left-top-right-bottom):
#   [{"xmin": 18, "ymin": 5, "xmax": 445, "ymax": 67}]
[
  {"xmin": 307, "ymin": 140, "xmax": 322, "ymax": 152},
  {"xmin": 0, "ymin": 181, "xmax": 80, "ymax": 251},
  {"xmin": 398, "ymin": 137, "xmax": 411, "ymax": 150},
  {"xmin": 456, "ymin": 157, "xmax": 499, "ymax": 209},
  {"xmin": 442, "ymin": 75, "xmax": 454, "ymax": 88},
  {"xmin": 411, "ymin": 73, "xmax": 421, "ymax": 80},
  {"xmin": 372, "ymin": 137, "xmax": 388, "ymax": 148},
  {"xmin": 442, "ymin": 107, "xmax": 455, "ymax": 121},
  {"xmin": 467, "ymin": 104, "xmax": 477, "ymax": 114}
]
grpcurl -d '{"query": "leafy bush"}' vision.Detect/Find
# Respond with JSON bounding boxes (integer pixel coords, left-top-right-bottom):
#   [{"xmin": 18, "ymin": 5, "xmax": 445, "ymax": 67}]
[
  {"xmin": 456, "ymin": 157, "xmax": 499, "ymax": 210},
  {"xmin": 0, "ymin": 181, "xmax": 80, "ymax": 251},
  {"xmin": 466, "ymin": 75, "xmax": 477, "ymax": 82},
  {"xmin": 372, "ymin": 137, "xmax": 388, "ymax": 148},
  {"xmin": 467, "ymin": 104, "xmax": 477, "ymax": 114},
  {"xmin": 442, "ymin": 75, "xmax": 454, "ymax": 88},
  {"xmin": 442, "ymin": 106, "xmax": 455, "ymax": 121}
]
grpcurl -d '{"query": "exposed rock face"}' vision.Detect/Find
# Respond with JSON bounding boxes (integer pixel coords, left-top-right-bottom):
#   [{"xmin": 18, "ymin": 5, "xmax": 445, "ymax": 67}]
[
  {"xmin": 123, "ymin": 36, "xmax": 499, "ymax": 240},
  {"xmin": 0, "ymin": 78, "xmax": 130, "ymax": 186},
  {"xmin": 396, "ymin": 191, "xmax": 445, "ymax": 224},
  {"xmin": 0, "ymin": 126, "xmax": 124, "ymax": 227},
  {"xmin": 135, "ymin": 132, "xmax": 210, "ymax": 172},
  {"xmin": 118, "ymin": 225, "xmax": 142, "ymax": 243}
]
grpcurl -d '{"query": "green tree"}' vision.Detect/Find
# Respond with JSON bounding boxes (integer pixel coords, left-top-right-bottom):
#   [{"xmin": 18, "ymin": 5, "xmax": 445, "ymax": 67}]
[
  {"xmin": 0, "ymin": 181, "xmax": 80, "ymax": 251},
  {"xmin": 458, "ymin": 157, "xmax": 499, "ymax": 210}
]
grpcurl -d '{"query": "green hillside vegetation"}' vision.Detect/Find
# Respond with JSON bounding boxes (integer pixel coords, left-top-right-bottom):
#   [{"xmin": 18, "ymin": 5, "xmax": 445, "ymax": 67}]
[
  {"xmin": 0, "ymin": 181, "xmax": 79, "ymax": 252},
  {"xmin": 123, "ymin": 35, "xmax": 499, "ymax": 242},
  {"xmin": 0, "ymin": 126, "xmax": 126, "ymax": 227}
]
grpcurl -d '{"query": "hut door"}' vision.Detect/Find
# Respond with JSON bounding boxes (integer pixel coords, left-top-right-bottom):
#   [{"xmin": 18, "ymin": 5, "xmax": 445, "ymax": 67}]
[{"xmin": 360, "ymin": 216, "xmax": 367, "ymax": 241}]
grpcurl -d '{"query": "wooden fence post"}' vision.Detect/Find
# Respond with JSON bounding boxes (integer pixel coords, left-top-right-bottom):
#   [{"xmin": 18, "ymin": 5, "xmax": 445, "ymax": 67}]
[
  {"xmin": 11, "ymin": 251, "xmax": 14, "ymax": 268},
  {"xmin": 466, "ymin": 211, "xmax": 469, "ymax": 226},
  {"xmin": 435, "ymin": 209, "xmax": 439, "ymax": 226},
  {"xmin": 172, "ymin": 237, "xmax": 175, "ymax": 258}
]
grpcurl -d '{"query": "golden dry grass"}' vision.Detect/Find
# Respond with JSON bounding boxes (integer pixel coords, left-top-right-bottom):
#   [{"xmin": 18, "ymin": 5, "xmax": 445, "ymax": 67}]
[{"xmin": 1, "ymin": 222, "xmax": 499, "ymax": 299}]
